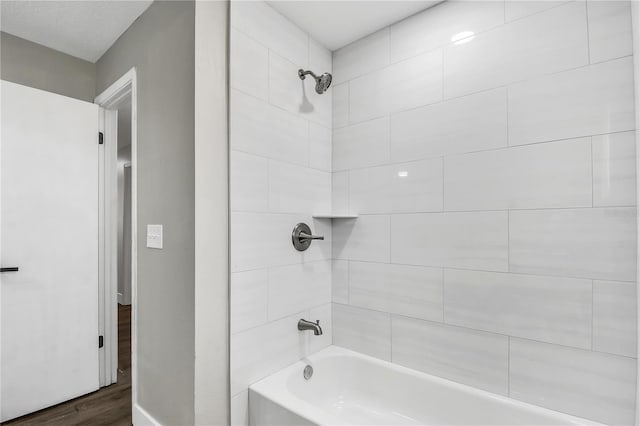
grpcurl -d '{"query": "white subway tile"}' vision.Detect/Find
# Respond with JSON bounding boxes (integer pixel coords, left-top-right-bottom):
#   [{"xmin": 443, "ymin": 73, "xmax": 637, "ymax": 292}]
[
  {"xmin": 390, "ymin": 1, "xmax": 505, "ymax": 63},
  {"xmin": 309, "ymin": 123, "xmax": 331, "ymax": 172},
  {"xmin": 332, "ymin": 215, "xmax": 390, "ymax": 263},
  {"xmin": 349, "ymin": 50, "xmax": 443, "ymax": 124},
  {"xmin": 510, "ymin": 338, "xmax": 636, "ymax": 425},
  {"xmin": 505, "ymin": 1, "xmax": 568, "ymax": 22},
  {"xmin": 230, "ymin": 151, "xmax": 269, "ymax": 212},
  {"xmin": 444, "ymin": 138, "xmax": 592, "ymax": 210},
  {"xmin": 391, "ymin": 88, "xmax": 507, "ymax": 162},
  {"xmin": 593, "ymin": 131, "xmax": 636, "ymax": 207},
  {"xmin": 331, "ymin": 172, "xmax": 349, "ymax": 214},
  {"xmin": 333, "ymin": 303, "xmax": 391, "ymax": 360},
  {"xmin": 333, "ymin": 117, "xmax": 390, "ymax": 171},
  {"xmin": 331, "ymin": 260, "xmax": 349, "ymax": 304},
  {"xmin": 333, "ymin": 28, "xmax": 389, "ymax": 84},
  {"xmin": 593, "ymin": 280, "xmax": 637, "ymax": 357},
  {"xmin": 230, "ymin": 90, "xmax": 308, "ymax": 166},
  {"xmin": 392, "ymin": 316, "xmax": 509, "ymax": 395},
  {"xmin": 350, "ymin": 262, "xmax": 443, "ymax": 321},
  {"xmin": 231, "ymin": 1, "xmax": 308, "ymax": 66},
  {"xmin": 508, "ymin": 56, "xmax": 635, "ymax": 146},
  {"xmin": 269, "ymin": 161, "xmax": 331, "ymax": 214},
  {"xmin": 587, "ymin": 0, "xmax": 633, "ymax": 64},
  {"xmin": 230, "ymin": 29, "xmax": 269, "ymax": 100},
  {"xmin": 231, "ymin": 269, "xmax": 269, "ymax": 333},
  {"xmin": 268, "ymin": 52, "xmax": 303, "ymax": 114},
  {"xmin": 444, "ymin": 2, "xmax": 588, "ymax": 98},
  {"xmin": 348, "ymin": 68, "xmax": 389, "ymax": 124},
  {"xmin": 231, "ymin": 313, "xmax": 307, "ymax": 395},
  {"xmin": 231, "ymin": 213, "xmax": 332, "ymax": 272},
  {"xmin": 350, "ymin": 159, "xmax": 443, "ymax": 214},
  {"xmin": 332, "ymin": 83, "xmax": 349, "ymax": 129},
  {"xmin": 444, "ymin": 269, "xmax": 592, "ymax": 348},
  {"xmin": 392, "ymin": 212, "xmax": 509, "ymax": 272},
  {"xmin": 509, "ymin": 207, "xmax": 637, "ymax": 281},
  {"xmin": 268, "ymin": 261, "xmax": 331, "ymax": 321},
  {"xmin": 388, "ymin": 50, "xmax": 443, "ymax": 113}
]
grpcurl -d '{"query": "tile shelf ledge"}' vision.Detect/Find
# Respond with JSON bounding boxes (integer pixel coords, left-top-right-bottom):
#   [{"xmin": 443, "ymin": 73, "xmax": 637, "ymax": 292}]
[{"xmin": 312, "ymin": 214, "xmax": 359, "ymax": 219}]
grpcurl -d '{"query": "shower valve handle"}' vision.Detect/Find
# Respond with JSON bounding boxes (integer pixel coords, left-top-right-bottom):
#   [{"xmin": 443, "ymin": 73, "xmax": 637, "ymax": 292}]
[{"xmin": 299, "ymin": 232, "xmax": 324, "ymax": 241}]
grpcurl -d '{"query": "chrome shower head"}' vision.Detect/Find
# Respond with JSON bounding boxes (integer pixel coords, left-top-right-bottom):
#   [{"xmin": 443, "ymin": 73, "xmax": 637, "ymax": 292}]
[{"xmin": 298, "ymin": 69, "xmax": 332, "ymax": 94}]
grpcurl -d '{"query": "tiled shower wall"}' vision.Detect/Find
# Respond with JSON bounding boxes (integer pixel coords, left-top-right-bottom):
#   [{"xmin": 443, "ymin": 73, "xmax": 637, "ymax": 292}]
[
  {"xmin": 229, "ymin": 2, "xmax": 333, "ymax": 424},
  {"xmin": 331, "ymin": 1, "xmax": 637, "ymax": 424}
]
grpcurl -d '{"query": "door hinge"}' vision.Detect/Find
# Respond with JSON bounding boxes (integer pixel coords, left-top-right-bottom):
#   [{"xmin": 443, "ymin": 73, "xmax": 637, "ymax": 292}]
[
  {"xmin": 98, "ymin": 132, "xmax": 104, "ymax": 145},
  {"xmin": 99, "ymin": 335, "xmax": 104, "ymax": 348}
]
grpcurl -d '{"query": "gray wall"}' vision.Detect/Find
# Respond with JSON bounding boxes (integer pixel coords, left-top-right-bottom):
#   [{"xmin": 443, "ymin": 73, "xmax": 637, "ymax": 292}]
[
  {"xmin": 0, "ymin": 32, "xmax": 96, "ymax": 102},
  {"xmin": 96, "ymin": 2, "xmax": 196, "ymax": 424}
]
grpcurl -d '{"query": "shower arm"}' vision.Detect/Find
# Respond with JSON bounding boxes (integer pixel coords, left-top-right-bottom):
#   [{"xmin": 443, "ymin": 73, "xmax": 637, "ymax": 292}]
[{"xmin": 298, "ymin": 69, "xmax": 318, "ymax": 81}]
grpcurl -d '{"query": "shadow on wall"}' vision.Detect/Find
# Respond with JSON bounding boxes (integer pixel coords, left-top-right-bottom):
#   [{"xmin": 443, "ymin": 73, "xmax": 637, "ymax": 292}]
[{"xmin": 300, "ymin": 80, "xmax": 315, "ymax": 113}]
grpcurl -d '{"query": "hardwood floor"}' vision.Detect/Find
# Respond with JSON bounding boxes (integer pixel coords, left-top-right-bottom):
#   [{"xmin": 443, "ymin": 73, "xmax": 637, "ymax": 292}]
[{"xmin": 3, "ymin": 305, "xmax": 132, "ymax": 426}]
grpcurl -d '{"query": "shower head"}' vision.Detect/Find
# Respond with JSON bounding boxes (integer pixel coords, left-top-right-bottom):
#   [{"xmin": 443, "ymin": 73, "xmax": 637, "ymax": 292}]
[{"xmin": 298, "ymin": 69, "xmax": 332, "ymax": 94}]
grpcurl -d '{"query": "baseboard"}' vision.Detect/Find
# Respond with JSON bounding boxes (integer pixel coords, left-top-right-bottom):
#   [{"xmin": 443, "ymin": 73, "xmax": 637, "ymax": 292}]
[{"xmin": 133, "ymin": 404, "xmax": 161, "ymax": 426}]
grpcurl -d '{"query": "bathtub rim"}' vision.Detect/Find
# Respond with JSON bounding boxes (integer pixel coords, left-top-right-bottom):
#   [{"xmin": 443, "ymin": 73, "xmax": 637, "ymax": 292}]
[{"xmin": 248, "ymin": 345, "xmax": 605, "ymax": 426}]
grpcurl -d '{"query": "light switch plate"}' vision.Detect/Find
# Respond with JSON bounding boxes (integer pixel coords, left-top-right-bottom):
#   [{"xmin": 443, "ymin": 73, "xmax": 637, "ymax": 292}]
[{"xmin": 146, "ymin": 224, "xmax": 163, "ymax": 249}]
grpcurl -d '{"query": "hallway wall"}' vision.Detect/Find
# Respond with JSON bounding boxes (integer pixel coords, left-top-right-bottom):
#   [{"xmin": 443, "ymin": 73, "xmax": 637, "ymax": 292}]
[
  {"xmin": 0, "ymin": 32, "xmax": 96, "ymax": 101},
  {"xmin": 95, "ymin": 2, "xmax": 196, "ymax": 424}
]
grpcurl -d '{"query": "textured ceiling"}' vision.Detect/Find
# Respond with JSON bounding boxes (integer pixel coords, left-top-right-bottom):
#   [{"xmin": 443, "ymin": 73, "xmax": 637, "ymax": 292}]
[
  {"xmin": 265, "ymin": 0, "xmax": 441, "ymax": 50},
  {"xmin": 0, "ymin": 1, "xmax": 153, "ymax": 62}
]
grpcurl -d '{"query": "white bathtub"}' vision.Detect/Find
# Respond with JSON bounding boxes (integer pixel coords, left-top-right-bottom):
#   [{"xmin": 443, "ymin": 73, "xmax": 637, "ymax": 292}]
[{"xmin": 249, "ymin": 346, "xmax": 603, "ymax": 426}]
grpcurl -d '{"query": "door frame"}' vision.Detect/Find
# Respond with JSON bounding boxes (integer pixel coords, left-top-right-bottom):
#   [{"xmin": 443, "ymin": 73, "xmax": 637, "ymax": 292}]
[{"xmin": 94, "ymin": 68, "xmax": 138, "ymax": 406}]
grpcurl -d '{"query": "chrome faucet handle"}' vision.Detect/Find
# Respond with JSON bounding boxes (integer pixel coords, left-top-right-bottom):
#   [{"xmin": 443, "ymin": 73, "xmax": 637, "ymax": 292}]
[
  {"xmin": 299, "ymin": 232, "xmax": 324, "ymax": 241},
  {"xmin": 292, "ymin": 223, "xmax": 324, "ymax": 251}
]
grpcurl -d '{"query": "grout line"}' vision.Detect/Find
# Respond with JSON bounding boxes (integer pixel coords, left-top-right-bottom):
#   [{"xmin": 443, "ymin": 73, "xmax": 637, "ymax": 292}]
[
  {"xmin": 266, "ymin": 159, "xmax": 272, "ymax": 215},
  {"xmin": 591, "ymin": 279, "xmax": 595, "ymax": 351},
  {"xmin": 324, "ymin": 205, "xmax": 634, "ymax": 215},
  {"xmin": 232, "ymin": 259, "xmax": 333, "ymax": 275},
  {"xmin": 585, "ymin": 0, "xmax": 591, "ymax": 65},
  {"xmin": 346, "ymin": 260, "xmax": 351, "ymax": 304},
  {"xmin": 337, "ymin": 54, "xmax": 632, "ymax": 126},
  {"xmin": 332, "ymin": 302, "xmax": 636, "ymax": 360},
  {"xmin": 326, "ymin": 260, "xmax": 637, "ymax": 285},
  {"xmin": 441, "ymin": 48, "xmax": 445, "ymax": 100},
  {"xmin": 389, "ymin": 311, "xmax": 393, "ymax": 362},
  {"xmin": 347, "ymin": 81, "xmax": 353, "ymax": 126},
  {"xmin": 306, "ymin": 121, "xmax": 311, "ymax": 168},
  {"xmin": 504, "ymin": 0, "xmax": 572, "ymax": 24},
  {"xmin": 441, "ymin": 156, "xmax": 445, "ymax": 211},
  {"xmin": 590, "ymin": 136, "xmax": 595, "ymax": 207},
  {"xmin": 330, "ymin": 128, "xmax": 636, "ymax": 174},
  {"xmin": 346, "ymin": 169, "xmax": 351, "ymax": 214},
  {"xmin": 505, "ymin": 86, "xmax": 510, "ymax": 146},
  {"xmin": 266, "ymin": 268, "xmax": 271, "ymax": 324},
  {"xmin": 441, "ymin": 268, "xmax": 446, "ymax": 323},
  {"xmin": 507, "ymin": 336, "xmax": 511, "ymax": 396},
  {"xmin": 507, "ymin": 210, "xmax": 510, "ymax": 272},
  {"xmin": 231, "ymin": 205, "xmax": 636, "ymax": 225},
  {"xmin": 503, "ymin": 0, "xmax": 506, "ymax": 23}
]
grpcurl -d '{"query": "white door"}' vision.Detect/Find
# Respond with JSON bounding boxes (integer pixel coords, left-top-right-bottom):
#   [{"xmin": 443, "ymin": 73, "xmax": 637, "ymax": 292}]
[{"xmin": 1, "ymin": 81, "xmax": 100, "ymax": 421}]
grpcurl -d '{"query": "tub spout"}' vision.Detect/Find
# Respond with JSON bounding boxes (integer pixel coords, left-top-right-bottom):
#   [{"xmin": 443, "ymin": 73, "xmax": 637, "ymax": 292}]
[{"xmin": 298, "ymin": 319, "xmax": 323, "ymax": 335}]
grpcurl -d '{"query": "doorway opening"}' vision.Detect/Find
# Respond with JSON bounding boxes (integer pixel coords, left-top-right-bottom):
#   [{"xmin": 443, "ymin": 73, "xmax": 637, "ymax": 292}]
[{"xmin": 95, "ymin": 68, "xmax": 139, "ymax": 422}]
